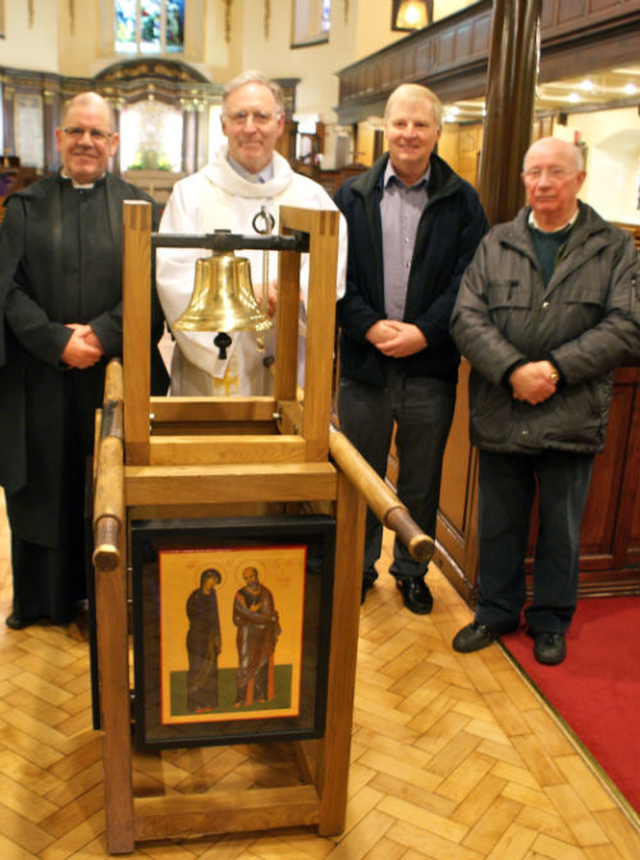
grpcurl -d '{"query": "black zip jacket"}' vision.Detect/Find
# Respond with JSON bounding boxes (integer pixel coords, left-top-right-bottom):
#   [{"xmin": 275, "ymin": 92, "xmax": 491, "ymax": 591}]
[{"xmin": 335, "ymin": 152, "xmax": 488, "ymax": 387}]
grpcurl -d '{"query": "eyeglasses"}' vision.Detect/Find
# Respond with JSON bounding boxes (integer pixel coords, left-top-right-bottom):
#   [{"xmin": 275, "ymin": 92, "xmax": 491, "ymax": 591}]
[
  {"xmin": 224, "ymin": 111, "xmax": 280, "ymax": 127},
  {"xmin": 62, "ymin": 127, "xmax": 113, "ymax": 142},
  {"xmin": 523, "ymin": 167, "xmax": 574, "ymax": 181}
]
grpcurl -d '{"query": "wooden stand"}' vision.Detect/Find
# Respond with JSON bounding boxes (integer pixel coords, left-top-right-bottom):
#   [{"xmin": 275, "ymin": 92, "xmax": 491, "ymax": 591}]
[{"xmin": 93, "ymin": 203, "xmax": 431, "ymax": 854}]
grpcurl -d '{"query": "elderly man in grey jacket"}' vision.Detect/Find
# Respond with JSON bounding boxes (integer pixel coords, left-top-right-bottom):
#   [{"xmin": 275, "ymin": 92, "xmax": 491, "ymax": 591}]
[{"xmin": 450, "ymin": 137, "xmax": 639, "ymax": 665}]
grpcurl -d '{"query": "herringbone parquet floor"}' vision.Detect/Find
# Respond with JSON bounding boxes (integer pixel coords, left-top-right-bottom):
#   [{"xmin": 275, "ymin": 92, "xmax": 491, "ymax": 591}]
[{"xmin": 0, "ymin": 490, "xmax": 637, "ymax": 859}]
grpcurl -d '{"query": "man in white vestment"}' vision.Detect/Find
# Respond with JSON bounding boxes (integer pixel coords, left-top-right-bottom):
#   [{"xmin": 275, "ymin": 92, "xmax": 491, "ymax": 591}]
[{"xmin": 157, "ymin": 70, "xmax": 346, "ymax": 396}]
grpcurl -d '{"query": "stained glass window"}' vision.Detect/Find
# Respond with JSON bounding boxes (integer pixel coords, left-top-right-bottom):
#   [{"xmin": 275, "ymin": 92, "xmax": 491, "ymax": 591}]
[
  {"xmin": 115, "ymin": 0, "xmax": 184, "ymax": 54},
  {"xmin": 321, "ymin": 0, "xmax": 331, "ymax": 34},
  {"xmin": 116, "ymin": 0, "xmax": 137, "ymax": 53},
  {"xmin": 166, "ymin": 0, "xmax": 185, "ymax": 52},
  {"xmin": 140, "ymin": 0, "xmax": 161, "ymax": 53}
]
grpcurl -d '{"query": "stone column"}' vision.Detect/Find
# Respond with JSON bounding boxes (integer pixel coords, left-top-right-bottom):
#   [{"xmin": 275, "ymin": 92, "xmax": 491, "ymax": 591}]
[
  {"xmin": 181, "ymin": 99, "xmax": 196, "ymax": 175},
  {"xmin": 42, "ymin": 88, "xmax": 59, "ymax": 173},
  {"xmin": 110, "ymin": 97, "xmax": 125, "ymax": 177},
  {"xmin": 2, "ymin": 84, "xmax": 15, "ymax": 155}
]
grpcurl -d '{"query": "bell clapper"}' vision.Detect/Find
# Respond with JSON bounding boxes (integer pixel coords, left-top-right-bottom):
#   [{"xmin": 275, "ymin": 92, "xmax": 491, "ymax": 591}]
[{"xmin": 213, "ymin": 332, "xmax": 232, "ymax": 360}]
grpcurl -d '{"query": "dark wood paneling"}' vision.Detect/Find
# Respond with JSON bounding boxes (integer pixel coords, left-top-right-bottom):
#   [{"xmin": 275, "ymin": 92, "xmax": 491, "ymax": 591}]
[
  {"xmin": 336, "ymin": 0, "xmax": 640, "ymax": 123},
  {"xmin": 433, "ymin": 364, "xmax": 640, "ymax": 605}
]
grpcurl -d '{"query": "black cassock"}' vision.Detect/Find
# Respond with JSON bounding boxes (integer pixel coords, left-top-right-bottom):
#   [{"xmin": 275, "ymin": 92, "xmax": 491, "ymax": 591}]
[{"xmin": 0, "ymin": 173, "xmax": 168, "ymax": 623}]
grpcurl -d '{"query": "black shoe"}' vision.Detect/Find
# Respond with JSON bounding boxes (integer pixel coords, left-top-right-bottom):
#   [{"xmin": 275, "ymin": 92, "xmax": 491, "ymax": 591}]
[
  {"xmin": 395, "ymin": 578, "xmax": 433, "ymax": 615},
  {"xmin": 452, "ymin": 621, "xmax": 497, "ymax": 653},
  {"xmin": 534, "ymin": 631, "xmax": 566, "ymax": 665},
  {"xmin": 453, "ymin": 619, "xmax": 520, "ymax": 652},
  {"xmin": 361, "ymin": 568, "xmax": 378, "ymax": 604},
  {"xmin": 5, "ymin": 613, "xmax": 37, "ymax": 630}
]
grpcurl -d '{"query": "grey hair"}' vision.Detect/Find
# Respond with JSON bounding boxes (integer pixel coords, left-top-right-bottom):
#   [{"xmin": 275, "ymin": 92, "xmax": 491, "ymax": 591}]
[
  {"xmin": 384, "ymin": 83, "xmax": 443, "ymax": 129},
  {"xmin": 523, "ymin": 137, "xmax": 585, "ymax": 172},
  {"xmin": 60, "ymin": 92, "xmax": 116, "ymax": 132},
  {"xmin": 222, "ymin": 70, "xmax": 284, "ymax": 113}
]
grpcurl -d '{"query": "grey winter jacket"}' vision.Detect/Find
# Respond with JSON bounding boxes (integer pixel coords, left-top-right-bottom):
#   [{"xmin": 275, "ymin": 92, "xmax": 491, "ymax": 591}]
[{"xmin": 450, "ymin": 203, "xmax": 639, "ymax": 454}]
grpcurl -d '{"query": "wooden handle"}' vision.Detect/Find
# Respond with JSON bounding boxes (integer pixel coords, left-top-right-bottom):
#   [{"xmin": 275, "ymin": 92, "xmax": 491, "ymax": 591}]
[
  {"xmin": 104, "ymin": 357, "xmax": 123, "ymax": 404},
  {"xmin": 93, "ymin": 516, "xmax": 121, "ymax": 573},
  {"xmin": 92, "ymin": 360, "xmax": 125, "ymax": 572},
  {"xmin": 386, "ymin": 507, "xmax": 434, "ymax": 563},
  {"xmin": 329, "ymin": 429, "xmax": 434, "ymax": 563}
]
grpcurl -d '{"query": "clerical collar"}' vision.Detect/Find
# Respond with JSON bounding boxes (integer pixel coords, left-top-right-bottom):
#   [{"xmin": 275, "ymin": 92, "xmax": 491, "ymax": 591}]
[
  {"xmin": 59, "ymin": 170, "xmax": 106, "ymax": 190},
  {"xmin": 227, "ymin": 155, "xmax": 274, "ymax": 184},
  {"xmin": 528, "ymin": 207, "xmax": 579, "ymax": 234},
  {"xmin": 383, "ymin": 159, "xmax": 431, "ymax": 190}
]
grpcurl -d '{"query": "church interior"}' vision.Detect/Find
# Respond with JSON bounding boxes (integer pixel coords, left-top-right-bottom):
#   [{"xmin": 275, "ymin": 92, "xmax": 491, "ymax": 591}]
[{"xmin": 0, "ymin": 0, "xmax": 638, "ymax": 857}]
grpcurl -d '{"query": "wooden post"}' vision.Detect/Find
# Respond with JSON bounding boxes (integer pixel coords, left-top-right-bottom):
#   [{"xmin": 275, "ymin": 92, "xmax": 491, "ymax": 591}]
[
  {"xmin": 122, "ymin": 201, "xmax": 152, "ymax": 465},
  {"xmin": 316, "ymin": 469, "xmax": 366, "ymax": 834},
  {"xmin": 279, "ymin": 206, "xmax": 339, "ymax": 462},
  {"xmin": 274, "ymin": 244, "xmax": 302, "ymax": 403}
]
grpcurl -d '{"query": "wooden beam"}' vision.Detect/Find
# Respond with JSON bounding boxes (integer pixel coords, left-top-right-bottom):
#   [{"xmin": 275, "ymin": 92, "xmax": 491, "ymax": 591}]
[
  {"xmin": 149, "ymin": 396, "xmax": 277, "ymax": 423},
  {"xmin": 133, "ymin": 785, "xmax": 320, "ymax": 841},
  {"xmin": 124, "ymin": 462, "xmax": 338, "ymax": 506},
  {"xmin": 147, "ymin": 435, "xmax": 306, "ymax": 465}
]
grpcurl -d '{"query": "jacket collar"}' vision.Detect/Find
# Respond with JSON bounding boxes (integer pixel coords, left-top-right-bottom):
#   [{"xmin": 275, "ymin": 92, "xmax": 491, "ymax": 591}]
[
  {"xmin": 501, "ymin": 202, "xmax": 613, "ymax": 288},
  {"xmin": 350, "ymin": 152, "xmax": 462, "ymax": 202},
  {"xmin": 507, "ymin": 202, "xmax": 608, "ymax": 250}
]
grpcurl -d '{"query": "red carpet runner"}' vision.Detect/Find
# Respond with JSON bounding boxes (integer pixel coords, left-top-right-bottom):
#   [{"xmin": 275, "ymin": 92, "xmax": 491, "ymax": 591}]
[{"xmin": 500, "ymin": 596, "xmax": 640, "ymax": 812}]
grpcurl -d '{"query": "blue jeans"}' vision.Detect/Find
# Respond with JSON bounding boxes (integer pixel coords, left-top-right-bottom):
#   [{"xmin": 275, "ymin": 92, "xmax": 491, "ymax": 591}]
[
  {"xmin": 476, "ymin": 449, "xmax": 594, "ymax": 634},
  {"xmin": 338, "ymin": 369, "xmax": 455, "ymax": 580}
]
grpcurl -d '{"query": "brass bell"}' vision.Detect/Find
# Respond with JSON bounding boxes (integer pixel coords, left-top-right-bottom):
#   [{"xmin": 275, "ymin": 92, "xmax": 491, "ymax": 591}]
[{"xmin": 172, "ymin": 251, "xmax": 273, "ymax": 337}]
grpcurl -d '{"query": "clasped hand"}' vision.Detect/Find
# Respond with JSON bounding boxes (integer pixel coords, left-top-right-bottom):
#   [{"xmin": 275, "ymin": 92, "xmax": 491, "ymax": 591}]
[
  {"xmin": 61, "ymin": 324, "xmax": 104, "ymax": 369},
  {"xmin": 366, "ymin": 319, "xmax": 427, "ymax": 358},
  {"xmin": 509, "ymin": 360, "xmax": 558, "ymax": 405}
]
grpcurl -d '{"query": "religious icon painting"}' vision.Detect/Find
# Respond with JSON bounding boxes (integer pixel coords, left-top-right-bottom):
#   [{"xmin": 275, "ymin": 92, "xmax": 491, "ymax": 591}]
[{"xmin": 131, "ymin": 515, "xmax": 335, "ymax": 750}]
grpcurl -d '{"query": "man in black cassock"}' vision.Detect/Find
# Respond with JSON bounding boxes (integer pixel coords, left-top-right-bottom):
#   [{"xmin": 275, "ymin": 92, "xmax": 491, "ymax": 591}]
[{"xmin": 0, "ymin": 91, "xmax": 168, "ymax": 629}]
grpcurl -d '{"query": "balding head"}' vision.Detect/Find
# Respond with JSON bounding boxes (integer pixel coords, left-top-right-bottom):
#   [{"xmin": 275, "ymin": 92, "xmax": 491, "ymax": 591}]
[
  {"xmin": 521, "ymin": 136, "xmax": 586, "ymax": 231},
  {"xmin": 523, "ymin": 137, "xmax": 584, "ymax": 174},
  {"xmin": 56, "ymin": 91, "xmax": 119, "ymax": 185}
]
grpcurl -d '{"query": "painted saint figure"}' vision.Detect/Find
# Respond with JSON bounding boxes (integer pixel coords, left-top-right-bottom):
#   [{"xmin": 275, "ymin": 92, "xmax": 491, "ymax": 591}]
[
  {"xmin": 186, "ymin": 568, "xmax": 222, "ymax": 713},
  {"xmin": 233, "ymin": 566, "xmax": 281, "ymax": 707}
]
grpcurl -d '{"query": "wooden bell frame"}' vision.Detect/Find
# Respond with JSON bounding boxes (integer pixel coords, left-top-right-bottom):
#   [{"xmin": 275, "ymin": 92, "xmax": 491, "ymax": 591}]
[
  {"xmin": 93, "ymin": 202, "xmax": 431, "ymax": 854},
  {"xmin": 93, "ymin": 202, "xmax": 364, "ymax": 854}
]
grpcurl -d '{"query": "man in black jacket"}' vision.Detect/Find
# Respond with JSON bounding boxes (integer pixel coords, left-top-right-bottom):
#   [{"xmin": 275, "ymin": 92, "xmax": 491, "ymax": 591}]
[
  {"xmin": 335, "ymin": 83, "xmax": 487, "ymax": 612},
  {"xmin": 450, "ymin": 138, "xmax": 639, "ymax": 664},
  {"xmin": 0, "ymin": 92, "xmax": 168, "ymax": 629}
]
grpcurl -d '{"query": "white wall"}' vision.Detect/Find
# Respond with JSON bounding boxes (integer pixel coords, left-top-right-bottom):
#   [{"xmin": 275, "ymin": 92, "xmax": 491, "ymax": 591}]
[
  {"xmin": 0, "ymin": 1, "xmax": 59, "ymax": 71},
  {"xmin": 554, "ymin": 108, "xmax": 640, "ymax": 225}
]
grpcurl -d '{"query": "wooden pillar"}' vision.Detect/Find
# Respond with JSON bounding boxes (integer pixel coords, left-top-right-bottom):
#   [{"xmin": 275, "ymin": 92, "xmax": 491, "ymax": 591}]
[
  {"xmin": 477, "ymin": 0, "xmax": 542, "ymax": 225},
  {"xmin": 435, "ymin": 0, "xmax": 543, "ymax": 602}
]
